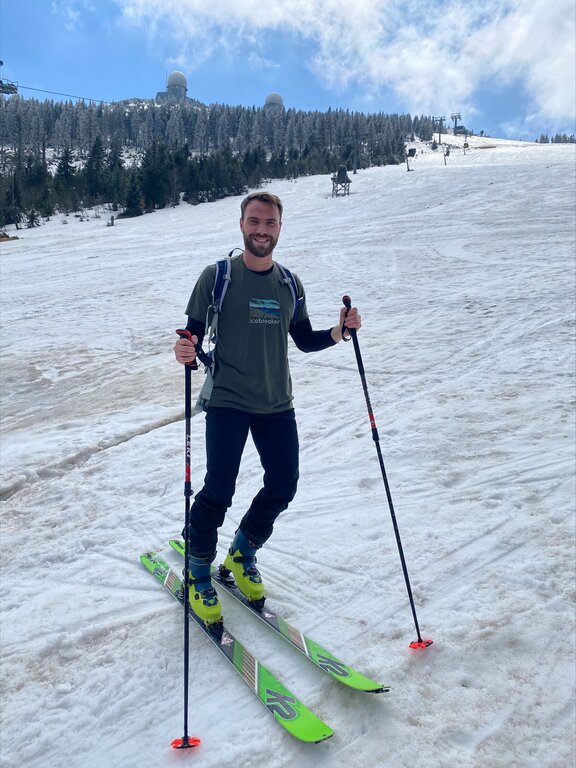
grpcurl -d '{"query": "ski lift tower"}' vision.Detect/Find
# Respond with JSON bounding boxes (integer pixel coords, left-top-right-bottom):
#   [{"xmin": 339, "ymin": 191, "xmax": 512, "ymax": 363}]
[
  {"xmin": 433, "ymin": 116, "xmax": 446, "ymax": 145},
  {"xmin": 451, "ymin": 113, "xmax": 462, "ymax": 134}
]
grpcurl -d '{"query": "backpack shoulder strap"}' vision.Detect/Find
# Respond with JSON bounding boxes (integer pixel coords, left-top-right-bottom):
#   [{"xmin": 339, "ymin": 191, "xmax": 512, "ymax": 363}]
[
  {"xmin": 212, "ymin": 248, "xmax": 243, "ymax": 312},
  {"xmin": 212, "ymin": 256, "xmax": 232, "ymax": 313},
  {"xmin": 276, "ymin": 262, "xmax": 303, "ymax": 323},
  {"xmin": 204, "ymin": 252, "xmax": 235, "ymax": 343}
]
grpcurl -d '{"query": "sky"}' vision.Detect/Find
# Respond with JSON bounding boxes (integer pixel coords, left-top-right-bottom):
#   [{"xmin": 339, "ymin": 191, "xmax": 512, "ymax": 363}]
[{"xmin": 1, "ymin": 0, "xmax": 575, "ymax": 141}]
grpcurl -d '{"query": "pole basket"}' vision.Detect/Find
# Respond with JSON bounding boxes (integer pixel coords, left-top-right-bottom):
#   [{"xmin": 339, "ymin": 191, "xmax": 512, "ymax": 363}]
[
  {"xmin": 409, "ymin": 638, "xmax": 433, "ymax": 650},
  {"xmin": 171, "ymin": 736, "xmax": 201, "ymax": 750}
]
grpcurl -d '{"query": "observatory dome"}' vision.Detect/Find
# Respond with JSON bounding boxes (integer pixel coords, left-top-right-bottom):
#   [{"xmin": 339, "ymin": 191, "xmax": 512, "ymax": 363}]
[
  {"xmin": 168, "ymin": 71, "xmax": 188, "ymax": 88},
  {"xmin": 265, "ymin": 92, "xmax": 284, "ymax": 107}
]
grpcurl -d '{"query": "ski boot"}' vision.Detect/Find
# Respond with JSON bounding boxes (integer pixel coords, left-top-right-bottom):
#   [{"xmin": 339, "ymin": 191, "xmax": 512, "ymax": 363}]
[
  {"xmin": 187, "ymin": 554, "xmax": 222, "ymax": 626},
  {"xmin": 223, "ymin": 529, "xmax": 265, "ymax": 602}
]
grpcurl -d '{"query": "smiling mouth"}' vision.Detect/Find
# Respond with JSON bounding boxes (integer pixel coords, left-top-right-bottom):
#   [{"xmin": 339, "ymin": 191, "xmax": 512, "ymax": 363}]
[{"xmin": 244, "ymin": 233, "xmax": 275, "ymax": 256}]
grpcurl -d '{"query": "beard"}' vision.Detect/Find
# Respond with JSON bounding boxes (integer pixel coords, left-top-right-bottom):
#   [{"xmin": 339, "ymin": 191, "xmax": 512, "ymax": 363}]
[{"xmin": 243, "ymin": 231, "xmax": 279, "ymax": 259}]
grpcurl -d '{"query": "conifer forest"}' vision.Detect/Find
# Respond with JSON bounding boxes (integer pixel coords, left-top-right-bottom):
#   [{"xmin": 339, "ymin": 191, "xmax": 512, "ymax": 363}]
[{"xmin": 0, "ymin": 96, "xmax": 436, "ymax": 227}]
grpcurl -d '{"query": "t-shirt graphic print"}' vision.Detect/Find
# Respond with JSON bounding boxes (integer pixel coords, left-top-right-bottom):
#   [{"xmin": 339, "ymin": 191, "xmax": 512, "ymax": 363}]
[{"xmin": 249, "ymin": 298, "xmax": 280, "ymax": 325}]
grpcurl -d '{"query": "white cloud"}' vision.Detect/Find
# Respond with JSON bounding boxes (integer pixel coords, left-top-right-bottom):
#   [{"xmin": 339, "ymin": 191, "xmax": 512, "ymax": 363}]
[
  {"xmin": 468, "ymin": 0, "xmax": 575, "ymax": 123},
  {"xmin": 117, "ymin": 0, "xmax": 576, "ymax": 128},
  {"xmin": 51, "ymin": 0, "xmax": 95, "ymax": 32},
  {"xmin": 247, "ymin": 52, "xmax": 281, "ymax": 72}
]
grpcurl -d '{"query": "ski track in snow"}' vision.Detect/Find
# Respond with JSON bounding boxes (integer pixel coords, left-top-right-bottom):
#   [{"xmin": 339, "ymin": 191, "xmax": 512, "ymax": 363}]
[{"xmin": 1, "ymin": 137, "xmax": 575, "ymax": 768}]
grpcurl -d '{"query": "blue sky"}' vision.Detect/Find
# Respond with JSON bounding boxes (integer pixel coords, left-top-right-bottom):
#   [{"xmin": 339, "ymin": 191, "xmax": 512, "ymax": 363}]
[{"xmin": 1, "ymin": 0, "xmax": 574, "ymax": 140}]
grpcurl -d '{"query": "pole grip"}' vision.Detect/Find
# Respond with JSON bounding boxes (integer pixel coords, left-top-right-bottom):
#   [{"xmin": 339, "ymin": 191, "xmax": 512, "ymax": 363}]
[
  {"xmin": 341, "ymin": 295, "xmax": 352, "ymax": 342},
  {"xmin": 341, "ymin": 296, "xmax": 365, "ymax": 374},
  {"xmin": 176, "ymin": 329, "xmax": 198, "ymax": 370},
  {"xmin": 176, "ymin": 328, "xmax": 213, "ymax": 369}
]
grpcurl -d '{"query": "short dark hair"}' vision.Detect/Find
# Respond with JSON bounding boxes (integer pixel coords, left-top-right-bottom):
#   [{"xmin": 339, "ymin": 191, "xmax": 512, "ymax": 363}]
[{"xmin": 240, "ymin": 192, "xmax": 283, "ymax": 221}]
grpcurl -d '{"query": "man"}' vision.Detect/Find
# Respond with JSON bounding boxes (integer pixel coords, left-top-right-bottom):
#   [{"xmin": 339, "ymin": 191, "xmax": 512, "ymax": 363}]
[{"xmin": 175, "ymin": 191, "xmax": 361, "ymax": 625}]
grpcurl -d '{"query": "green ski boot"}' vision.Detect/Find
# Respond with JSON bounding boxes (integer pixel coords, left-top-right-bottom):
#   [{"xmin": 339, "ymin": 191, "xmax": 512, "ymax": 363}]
[
  {"xmin": 187, "ymin": 554, "xmax": 222, "ymax": 625},
  {"xmin": 223, "ymin": 530, "xmax": 265, "ymax": 602}
]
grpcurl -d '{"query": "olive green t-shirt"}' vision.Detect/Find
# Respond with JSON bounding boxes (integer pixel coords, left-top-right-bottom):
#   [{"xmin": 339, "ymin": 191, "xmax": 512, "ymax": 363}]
[{"xmin": 185, "ymin": 255, "xmax": 309, "ymax": 413}]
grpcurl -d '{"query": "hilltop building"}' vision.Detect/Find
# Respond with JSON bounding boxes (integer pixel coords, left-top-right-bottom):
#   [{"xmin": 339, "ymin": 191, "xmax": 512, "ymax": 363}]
[
  {"xmin": 152, "ymin": 73, "xmax": 284, "ymax": 111},
  {"xmin": 156, "ymin": 71, "xmax": 192, "ymax": 104},
  {"xmin": 264, "ymin": 92, "xmax": 284, "ymax": 109}
]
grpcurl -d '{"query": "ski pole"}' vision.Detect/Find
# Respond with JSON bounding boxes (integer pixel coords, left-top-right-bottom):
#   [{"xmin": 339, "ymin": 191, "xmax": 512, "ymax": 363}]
[
  {"xmin": 342, "ymin": 297, "xmax": 432, "ymax": 650},
  {"xmin": 171, "ymin": 329, "xmax": 201, "ymax": 750}
]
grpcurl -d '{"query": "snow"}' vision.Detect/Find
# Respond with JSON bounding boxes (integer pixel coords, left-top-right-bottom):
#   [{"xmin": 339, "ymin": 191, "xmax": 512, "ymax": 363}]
[{"xmin": 1, "ymin": 137, "xmax": 575, "ymax": 768}]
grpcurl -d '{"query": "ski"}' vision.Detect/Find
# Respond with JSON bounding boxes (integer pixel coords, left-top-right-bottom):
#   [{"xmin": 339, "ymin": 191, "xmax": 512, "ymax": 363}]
[
  {"xmin": 141, "ymin": 552, "xmax": 334, "ymax": 744},
  {"xmin": 169, "ymin": 539, "xmax": 390, "ymax": 695}
]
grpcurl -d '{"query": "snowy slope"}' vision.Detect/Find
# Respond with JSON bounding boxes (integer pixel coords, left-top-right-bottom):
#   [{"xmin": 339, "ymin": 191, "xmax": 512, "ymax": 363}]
[{"xmin": 1, "ymin": 139, "xmax": 575, "ymax": 768}]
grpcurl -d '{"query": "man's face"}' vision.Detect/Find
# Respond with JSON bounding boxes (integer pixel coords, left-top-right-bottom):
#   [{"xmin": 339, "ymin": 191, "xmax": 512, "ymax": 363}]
[{"xmin": 240, "ymin": 200, "xmax": 282, "ymax": 259}]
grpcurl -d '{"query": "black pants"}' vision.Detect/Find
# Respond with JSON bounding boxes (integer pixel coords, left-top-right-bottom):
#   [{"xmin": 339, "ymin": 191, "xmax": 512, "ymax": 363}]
[{"xmin": 187, "ymin": 407, "xmax": 299, "ymax": 559}]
